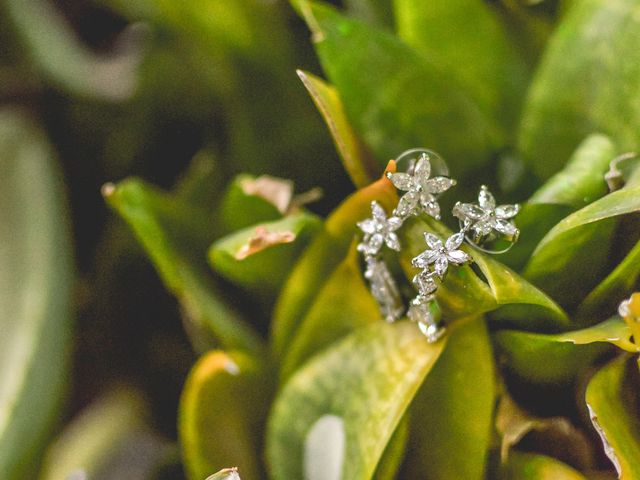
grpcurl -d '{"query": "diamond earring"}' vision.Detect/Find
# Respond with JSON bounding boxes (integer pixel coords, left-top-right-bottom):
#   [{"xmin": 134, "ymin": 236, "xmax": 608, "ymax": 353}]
[{"xmin": 357, "ymin": 149, "xmax": 520, "ymax": 342}]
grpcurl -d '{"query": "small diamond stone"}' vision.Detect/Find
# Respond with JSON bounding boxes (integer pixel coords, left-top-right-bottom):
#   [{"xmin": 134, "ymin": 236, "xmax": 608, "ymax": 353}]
[
  {"xmin": 364, "ymin": 257, "xmax": 404, "ymax": 322},
  {"xmin": 408, "ymin": 296, "xmax": 445, "ymax": 343}
]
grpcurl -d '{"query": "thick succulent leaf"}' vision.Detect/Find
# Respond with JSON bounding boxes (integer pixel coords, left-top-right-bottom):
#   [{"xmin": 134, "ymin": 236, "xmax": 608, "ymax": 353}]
[
  {"xmin": 180, "ymin": 351, "xmax": 270, "ymax": 480},
  {"xmin": 217, "ymin": 175, "xmax": 286, "ymax": 235},
  {"xmin": 280, "ymin": 244, "xmax": 380, "ymax": 381},
  {"xmin": 525, "ymin": 186, "xmax": 640, "ymax": 310},
  {"xmin": 39, "ymin": 387, "xmax": 170, "ymax": 480},
  {"xmin": 502, "ymin": 452, "xmax": 586, "ymax": 479},
  {"xmin": 0, "ymin": 110, "xmax": 73, "ymax": 479},
  {"xmin": 267, "ymin": 321, "xmax": 447, "ymax": 479},
  {"xmin": 403, "ymin": 318, "xmax": 495, "ymax": 479},
  {"xmin": 297, "ymin": 70, "xmax": 378, "ymax": 187},
  {"xmin": 519, "ymin": 0, "xmax": 640, "ymax": 180},
  {"xmin": 299, "ymin": 0, "xmax": 501, "ymax": 173},
  {"xmin": 104, "ymin": 178, "xmax": 262, "ymax": 354},
  {"xmin": 577, "ymin": 239, "xmax": 640, "ymax": 322},
  {"xmin": 494, "ymin": 317, "xmax": 633, "ymax": 385},
  {"xmin": 209, "ymin": 212, "xmax": 322, "ymax": 302},
  {"xmin": 529, "ymin": 134, "xmax": 616, "ymax": 208},
  {"xmin": 394, "ymin": 0, "xmax": 529, "ymax": 134},
  {"xmin": 271, "ymin": 169, "xmax": 397, "ymax": 357},
  {"xmin": 5, "ymin": 0, "xmax": 142, "ymax": 100},
  {"xmin": 401, "ymin": 217, "xmax": 568, "ymax": 330},
  {"xmin": 586, "ymin": 356, "xmax": 640, "ymax": 479}
]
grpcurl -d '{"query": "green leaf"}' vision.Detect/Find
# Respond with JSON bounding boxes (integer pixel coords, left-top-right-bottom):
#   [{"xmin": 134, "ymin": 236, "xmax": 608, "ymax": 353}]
[
  {"xmin": 529, "ymin": 134, "xmax": 616, "ymax": 208},
  {"xmin": 498, "ymin": 203, "xmax": 573, "ymax": 272},
  {"xmin": 401, "ymin": 217, "xmax": 569, "ymax": 330},
  {"xmin": 525, "ymin": 186, "xmax": 640, "ymax": 310},
  {"xmin": 39, "ymin": 387, "xmax": 170, "ymax": 480},
  {"xmin": 518, "ymin": 0, "xmax": 640, "ymax": 180},
  {"xmin": 0, "ymin": 109, "xmax": 73, "ymax": 479},
  {"xmin": 586, "ymin": 356, "xmax": 640, "ymax": 479},
  {"xmin": 297, "ymin": 70, "xmax": 378, "ymax": 187},
  {"xmin": 577, "ymin": 238, "xmax": 640, "ymax": 322},
  {"xmin": 266, "ymin": 321, "xmax": 447, "ymax": 479},
  {"xmin": 344, "ymin": 0, "xmax": 394, "ymax": 28},
  {"xmin": 208, "ymin": 212, "xmax": 322, "ymax": 302},
  {"xmin": 373, "ymin": 416, "xmax": 408, "ymax": 480},
  {"xmin": 493, "ymin": 317, "xmax": 633, "ymax": 385},
  {"xmin": 299, "ymin": 1, "xmax": 500, "ymax": 173},
  {"xmin": 271, "ymin": 171, "xmax": 397, "ymax": 357},
  {"xmin": 217, "ymin": 175, "xmax": 285, "ymax": 235},
  {"xmin": 404, "ymin": 318, "xmax": 495, "ymax": 479},
  {"xmin": 503, "ymin": 452, "xmax": 586, "ymax": 479},
  {"xmin": 394, "ymin": 0, "xmax": 529, "ymax": 134},
  {"xmin": 180, "ymin": 351, "xmax": 270, "ymax": 480},
  {"xmin": 5, "ymin": 0, "xmax": 142, "ymax": 100},
  {"xmin": 280, "ymin": 244, "xmax": 380, "ymax": 381},
  {"xmin": 104, "ymin": 178, "xmax": 262, "ymax": 354}
]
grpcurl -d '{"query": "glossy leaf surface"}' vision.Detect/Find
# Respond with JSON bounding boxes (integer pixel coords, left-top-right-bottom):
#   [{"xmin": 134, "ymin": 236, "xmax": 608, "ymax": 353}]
[
  {"xmin": 180, "ymin": 351, "xmax": 269, "ymax": 480},
  {"xmin": 267, "ymin": 321, "xmax": 446, "ymax": 479}
]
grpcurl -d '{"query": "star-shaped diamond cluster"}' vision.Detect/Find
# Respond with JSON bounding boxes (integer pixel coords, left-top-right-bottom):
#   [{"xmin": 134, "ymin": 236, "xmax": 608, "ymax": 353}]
[
  {"xmin": 412, "ymin": 232, "xmax": 471, "ymax": 281},
  {"xmin": 453, "ymin": 185, "xmax": 520, "ymax": 242},
  {"xmin": 386, "ymin": 153, "xmax": 456, "ymax": 219},
  {"xmin": 357, "ymin": 201, "xmax": 402, "ymax": 256}
]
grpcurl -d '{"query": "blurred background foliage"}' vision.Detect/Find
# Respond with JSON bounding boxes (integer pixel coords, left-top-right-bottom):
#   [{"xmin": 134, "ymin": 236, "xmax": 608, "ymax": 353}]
[{"xmin": 1, "ymin": 0, "xmax": 640, "ymax": 479}]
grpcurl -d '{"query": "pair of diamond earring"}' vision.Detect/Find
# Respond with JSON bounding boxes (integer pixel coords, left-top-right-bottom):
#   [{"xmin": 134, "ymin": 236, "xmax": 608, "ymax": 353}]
[{"xmin": 357, "ymin": 149, "xmax": 520, "ymax": 342}]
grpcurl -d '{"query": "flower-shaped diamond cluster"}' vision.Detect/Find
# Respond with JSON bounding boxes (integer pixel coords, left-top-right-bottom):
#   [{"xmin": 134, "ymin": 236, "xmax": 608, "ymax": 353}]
[
  {"xmin": 412, "ymin": 232, "xmax": 471, "ymax": 281},
  {"xmin": 453, "ymin": 185, "xmax": 520, "ymax": 241},
  {"xmin": 357, "ymin": 201, "xmax": 402, "ymax": 256},
  {"xmin": 386, "ymin": 153, "xmax": 456, "ymax": 219}
]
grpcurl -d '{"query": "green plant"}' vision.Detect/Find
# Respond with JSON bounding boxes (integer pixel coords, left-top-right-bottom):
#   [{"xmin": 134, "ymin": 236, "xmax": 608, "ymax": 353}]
[
  {"xmin": 3, "ymin": 0, "xmax": 640, "ymax": 478},
  {"xmin": 101, "ymin": 1, "xmax": 640, "ymax": 478}
]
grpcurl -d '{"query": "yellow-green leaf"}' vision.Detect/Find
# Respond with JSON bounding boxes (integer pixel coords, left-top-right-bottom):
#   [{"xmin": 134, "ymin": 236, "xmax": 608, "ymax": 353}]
[
  {"xmin": 180, "ymin": 351, "xmax": 270, "ymax": 480},
  {"xmin": 267, "ymin": 321, "xmax": 447, "ymax": 479},
  {"xmin": 503, "ymin": 452, "xmax": 586, "ymax": 479},
  {"xmin": 404, "ymin": 317, "xmax": 495, "ymax": 479},
  {"xmin": 271, "ymin": 169, "xmax": 397, "ymax": 357},
  {"xmin": 494, "ymin": 317, "xmax": 633, "ymax": 385},
  {"xmin": 280, "ymin": 244, "xmax": 380, "ymax": 381},
  {"xmin": 298, "ymin": 70, "xmax": 377, "ymax": 187},
  {"xmin": 586, "ymin": 356, "xmax": 640, "ymax": 479}
]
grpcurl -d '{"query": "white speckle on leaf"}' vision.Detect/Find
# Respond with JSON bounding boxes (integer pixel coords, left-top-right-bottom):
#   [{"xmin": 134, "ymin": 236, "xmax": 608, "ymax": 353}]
[
  {"xmin": 224, "ymin": 359, "xmax": 240, "ymax": 376},
  {"xmin": 304, "ymin": 414, "xmax": 345, "ymax": 480}
]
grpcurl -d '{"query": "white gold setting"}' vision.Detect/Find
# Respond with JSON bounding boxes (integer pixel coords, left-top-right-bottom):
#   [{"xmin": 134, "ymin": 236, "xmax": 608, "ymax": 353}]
[{"xmin": 358, "ymin": 149, "xmax": 520, "ymax": 342}]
